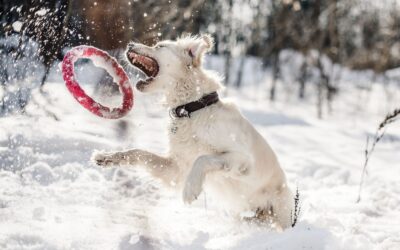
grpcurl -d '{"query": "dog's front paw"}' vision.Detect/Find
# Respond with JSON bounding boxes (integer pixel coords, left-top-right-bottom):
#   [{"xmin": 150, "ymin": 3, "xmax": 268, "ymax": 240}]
[
  {"xmin": 91, "ymin": 151, "xmax": 122, "ymax": 167},
  {"xmin": 182, "ymin": 175, "xmax": 204, "ymax": 204}
]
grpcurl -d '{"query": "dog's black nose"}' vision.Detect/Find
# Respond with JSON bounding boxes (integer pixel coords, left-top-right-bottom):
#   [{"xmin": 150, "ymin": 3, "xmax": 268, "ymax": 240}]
[{"xmin": 128, "ymin": 43, "xmax": 135, "ymax": 50}]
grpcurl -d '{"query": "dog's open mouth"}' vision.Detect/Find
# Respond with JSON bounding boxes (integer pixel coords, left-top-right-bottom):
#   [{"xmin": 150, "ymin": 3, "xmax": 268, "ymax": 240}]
[{"xmin": 126, "ymin": 51, "xmax": 159, "ymax": 90}]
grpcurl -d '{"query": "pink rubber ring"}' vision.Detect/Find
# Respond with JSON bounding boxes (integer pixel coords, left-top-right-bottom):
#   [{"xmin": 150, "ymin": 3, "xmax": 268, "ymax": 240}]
[{"xmin": 62, "ymin": 45, "xmax": 133, "ymax": 119}]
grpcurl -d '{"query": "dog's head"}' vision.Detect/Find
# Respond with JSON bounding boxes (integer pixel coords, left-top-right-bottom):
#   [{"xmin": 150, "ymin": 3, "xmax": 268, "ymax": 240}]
[{"xmin": 126, "ymin": 34, "xmax": 213, "ymax": 93}]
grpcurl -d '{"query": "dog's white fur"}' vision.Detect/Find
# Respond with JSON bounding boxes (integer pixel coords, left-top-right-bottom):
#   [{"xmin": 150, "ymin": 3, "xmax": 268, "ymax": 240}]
[{"xmin": 92, "ymin": 34, "xmax": 294, "ymax": 229}]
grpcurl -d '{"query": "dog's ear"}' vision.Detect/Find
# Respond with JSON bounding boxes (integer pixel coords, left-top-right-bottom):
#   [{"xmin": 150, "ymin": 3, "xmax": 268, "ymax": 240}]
[{"xmin": 187, "ymin": 34, "xmax": 214, "ymax": 67}]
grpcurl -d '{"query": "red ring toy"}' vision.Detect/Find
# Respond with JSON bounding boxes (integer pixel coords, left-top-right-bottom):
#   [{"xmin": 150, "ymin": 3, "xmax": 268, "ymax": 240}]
[{"xmin": 62, "ymin": 45, "xmax": 133, "ymax": 119}]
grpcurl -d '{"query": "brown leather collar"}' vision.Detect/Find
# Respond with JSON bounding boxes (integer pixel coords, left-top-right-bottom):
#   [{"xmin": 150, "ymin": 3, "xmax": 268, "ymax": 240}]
[{"xmin": 171, "ymin": 92, "xmax": 219, "ymax": 118}]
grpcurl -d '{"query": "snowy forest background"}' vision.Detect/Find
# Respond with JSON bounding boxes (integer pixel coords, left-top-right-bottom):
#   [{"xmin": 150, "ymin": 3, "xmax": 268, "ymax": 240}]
[
  {"xmin": 0, "ymin": 0, "xmax": 399, "ymax": 249},
  {"xmin": 2, "ymin": 0, "xmax": 400, "ymax": 117}
]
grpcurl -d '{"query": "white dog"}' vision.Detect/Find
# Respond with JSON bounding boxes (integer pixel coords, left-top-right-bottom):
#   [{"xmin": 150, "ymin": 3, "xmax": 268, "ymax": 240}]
[{"xmin": 92, "ymin": 34, "xmax": 294, "ymax": 229}]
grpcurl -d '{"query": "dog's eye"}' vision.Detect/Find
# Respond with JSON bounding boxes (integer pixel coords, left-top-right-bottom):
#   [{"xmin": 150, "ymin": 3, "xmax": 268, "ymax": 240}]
[{"xmin": 155, "ymin": 45, "xmax": 166, "ymax": 49}]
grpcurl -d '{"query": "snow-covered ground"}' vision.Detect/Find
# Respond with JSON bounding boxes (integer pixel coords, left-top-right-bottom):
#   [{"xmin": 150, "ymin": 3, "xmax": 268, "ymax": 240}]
[{"xmin": 0, "ymin": 61, "xmax": 400, "ymax": 249}]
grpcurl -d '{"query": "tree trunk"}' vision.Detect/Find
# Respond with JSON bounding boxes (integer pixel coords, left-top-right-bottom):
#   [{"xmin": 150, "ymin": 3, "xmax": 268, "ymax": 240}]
[
  {"xmin": 316, "ymin": 55, "xmax": 327, "ymax": 118},
  {"xmin": 317, "ymin": 80, "xmax": 323, "ymax": 119},
  {"xmin": 269, "ymin": 52, "xmax": 280, "ymax": 101},
  {"xmin": 224, "ymin": 53, "xmax": 232, "ymax": 85},
  {"xmin": 235, "ymin": 57, "xmax": 245, "ymax": 88},
  {"xmin": 298, "ymin": 59, "xmax": 308, "ymax": 99}
]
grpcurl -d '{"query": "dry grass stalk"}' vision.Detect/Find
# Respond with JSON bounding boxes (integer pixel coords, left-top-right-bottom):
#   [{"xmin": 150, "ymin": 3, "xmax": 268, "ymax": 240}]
[
  {"xmin": 291, "ymin": 187, "xmax": 301, "ymax": 227},
  {"xmin": 357, "ymin": 108, "xmax": 400, "ymax": 202}
]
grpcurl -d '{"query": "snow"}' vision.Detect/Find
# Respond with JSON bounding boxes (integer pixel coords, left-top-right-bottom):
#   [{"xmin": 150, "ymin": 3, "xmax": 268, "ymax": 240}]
[
  {"xmin": 11, "ymin": 21, "xmax": 23, "ymax": 33},
  {"xmin": 0, "ymin": 60, "xmax": 400, "ymax": 249},
  {"xmin": 35, "ymin": 8, "xmax": 49, "ymax": 17},
  {"xmin": 89, "ymin": 54, "xmax": 124, "ymax": 87}
]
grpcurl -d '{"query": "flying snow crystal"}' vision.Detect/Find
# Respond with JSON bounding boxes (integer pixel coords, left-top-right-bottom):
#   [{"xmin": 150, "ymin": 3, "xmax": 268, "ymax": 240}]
[
  {"xmin": 293, "ymin": 1, "xmax": 301, "ymax": 11},
  {"xmin": 12, "ymin": 21, "xmax": 23, "ymax": 32},
  {"xmin": 35, "ymin": 8, "xmax": 48, "ymax": 16},
  {"xmin": 94, "ymin": 2, "xmax": 98, "ymax": 6},
  {"xmin": 144, "ymin": 13, "xmax": 148, "ymax": 17},
  {"xmin": 184, "ymin": 11, "xmax": 191, "ymax": 19},
  {"xmin": 157, "ymin": 33, "xmax": 162, "ymax": 37}
]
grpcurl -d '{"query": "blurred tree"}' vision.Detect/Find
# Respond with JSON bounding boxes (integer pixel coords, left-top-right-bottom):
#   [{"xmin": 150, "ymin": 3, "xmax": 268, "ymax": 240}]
[{"xmin": 2, "ymin": 0, "xmax": 400, "ymax": 118}]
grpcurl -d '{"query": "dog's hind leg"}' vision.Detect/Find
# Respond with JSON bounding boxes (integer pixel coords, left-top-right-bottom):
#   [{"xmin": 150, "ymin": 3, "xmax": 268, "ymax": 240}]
[
  {"xmin": 92, "ymin": 149, "xmax": 177, "ymax": 182},
  {"xmin": 270, "ymin": 186, "xmax": 294, "ymax": 229},
  {"xmin": 182, "ymin": 152, "xmax": 251, "ymax": 204}
]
